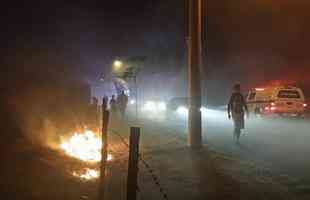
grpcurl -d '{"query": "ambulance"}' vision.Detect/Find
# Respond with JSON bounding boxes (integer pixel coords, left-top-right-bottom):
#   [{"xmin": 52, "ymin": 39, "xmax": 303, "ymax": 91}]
[{"xmin": 246, "ymin": 86, "xmax": 307, "ymax": 117}]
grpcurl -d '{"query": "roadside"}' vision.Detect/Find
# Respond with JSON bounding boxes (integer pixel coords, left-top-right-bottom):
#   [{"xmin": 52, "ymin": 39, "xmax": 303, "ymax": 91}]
[
  {"xmin": 115, "ymin": 118, "xmax": 305, "ymax": 200},
  {"xmin": 1, "ymin": 116, "xmax": 309, "ymax": 200}
]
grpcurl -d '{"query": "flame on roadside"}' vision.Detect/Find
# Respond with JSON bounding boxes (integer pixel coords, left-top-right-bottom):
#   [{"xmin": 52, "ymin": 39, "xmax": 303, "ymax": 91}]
[
  {"xmin": 60, "ymin": 130, "xmax": 113, "ymax": 163},
  {"xmin": 73, "ymin": 168, "xmax": 99, "ymax": 180}
]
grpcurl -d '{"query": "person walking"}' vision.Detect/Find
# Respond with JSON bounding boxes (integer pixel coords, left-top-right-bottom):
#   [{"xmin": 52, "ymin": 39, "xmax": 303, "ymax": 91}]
[
  {"xmin": 109, "ymin": 95, "xmax": 117, "ymax": 113},
  {"xmin": 117, "ymin": 91, "xmax": 128, "ymax": 118},
  {"xmin": 228, "ymin": 84, "xmax": 249, "ymax": 143}
]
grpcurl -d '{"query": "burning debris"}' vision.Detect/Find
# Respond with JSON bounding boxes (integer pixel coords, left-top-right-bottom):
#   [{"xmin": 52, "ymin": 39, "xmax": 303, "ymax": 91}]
[
  {"xmin": 60, "ymin": 130, "xmax": 113, "ymax": 162},
  {"xmin": 73, "ymin": 168, "xmax": 100, "ymax": 181},
  {"xmin": 60, "ymin": 130, "xmax": 113, "ymax": 180}
]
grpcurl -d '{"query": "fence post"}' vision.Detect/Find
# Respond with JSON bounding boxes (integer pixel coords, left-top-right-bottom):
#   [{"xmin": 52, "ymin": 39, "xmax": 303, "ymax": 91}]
[
  {"xmin": 99, "ymin": 97, "xmax": 110, "ymax": 200},
  {"xmin": 127, "ymin": 127, "xmax": 141, "ymax": 200}
]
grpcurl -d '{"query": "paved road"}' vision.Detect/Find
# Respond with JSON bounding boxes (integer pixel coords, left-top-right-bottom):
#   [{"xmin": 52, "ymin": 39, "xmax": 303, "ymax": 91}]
[{"xmin": 142, "ymin": 109, "xmax": 310, "ymax": 182}]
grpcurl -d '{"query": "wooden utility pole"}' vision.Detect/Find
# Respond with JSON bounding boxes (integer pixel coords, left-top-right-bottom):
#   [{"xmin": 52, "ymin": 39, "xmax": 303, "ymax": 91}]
[
  {"xmin": 188, "ymin": 0, "xmax": 204, "ymax": 148},
  {"xmin": 99, "ymin": 97, "xmax": 110, "ymax": 200},
  {"xmin": 127, "ymin": 127, "xmax": 141, "ymax": 200}
]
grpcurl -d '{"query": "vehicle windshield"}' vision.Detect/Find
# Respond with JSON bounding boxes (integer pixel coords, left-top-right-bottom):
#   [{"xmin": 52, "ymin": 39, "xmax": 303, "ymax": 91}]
[{"xmin": 277, "ymin": 90, "xmax": 301, "ymax": 99}]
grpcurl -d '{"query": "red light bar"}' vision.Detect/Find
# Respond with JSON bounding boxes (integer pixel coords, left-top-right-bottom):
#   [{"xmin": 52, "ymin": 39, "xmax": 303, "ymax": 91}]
[{"xmin": 255, "ymin": 88, "xmax": 265, "ymax": 91}]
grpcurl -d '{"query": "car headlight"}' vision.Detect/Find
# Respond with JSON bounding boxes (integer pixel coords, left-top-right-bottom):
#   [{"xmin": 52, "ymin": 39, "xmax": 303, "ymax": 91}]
[
  {"xmin": 177, "ymin": 106, "xmax": 188, "ymax": 115},
  {"xmin": 129, "ymin": 99, "xmax": 136, "ymax": 105},
  {"xmin": 200, "ymin": 106, "xmax": 207, "ymax": 114},
  {"xmin": 157, "ymin": 102, "xmax": 167, "ymax": 111},
  {"xmin": 143, "ymin": 101, "xmax": 156, "ymax": 111},
  {"xmin": 176, "ymin": 106, "xmax": 207, "ymax": 115},
  {"xmin": 142, "ymin": 101, "xmax": 167, "ymax": 113}
]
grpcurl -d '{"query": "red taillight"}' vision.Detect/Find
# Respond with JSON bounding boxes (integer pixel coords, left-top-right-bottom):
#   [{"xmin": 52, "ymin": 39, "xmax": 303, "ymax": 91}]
[
  {"xmin": 271, "ymin": 102, "xmax": 276, "ymax": 106},
  {"xmin": 303, "ymin": 103, "xmax": 307, "ymax": 107},
  {"xmin": 270, "ymin": 106, "xmax": 276, "ymax": 111},
  {"xmin": 265, "ymin": 106, "xmax": 270, "ymax": 111}
]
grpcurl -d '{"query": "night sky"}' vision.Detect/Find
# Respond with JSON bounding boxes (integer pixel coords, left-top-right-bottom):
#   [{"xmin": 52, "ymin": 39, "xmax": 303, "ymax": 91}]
[{"xmin": 1, "ymin": 0, "xmax": 310, "ymax": 104}]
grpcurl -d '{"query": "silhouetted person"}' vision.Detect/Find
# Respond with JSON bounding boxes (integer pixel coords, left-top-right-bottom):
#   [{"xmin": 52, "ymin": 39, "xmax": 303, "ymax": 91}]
[
  {"xmin": 109, "ymin": 95, "xmax": 117, "ymax": 113},
  {"xmin": 117, "ymin": 91, "xmax": 128, "ymax": 118},
  {"xmin": 228, "ymin": 84, "xmax": 249, "ymax": 143}
]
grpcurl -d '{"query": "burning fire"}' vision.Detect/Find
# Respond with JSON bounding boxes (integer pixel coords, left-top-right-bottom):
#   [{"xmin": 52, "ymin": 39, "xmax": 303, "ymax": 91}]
[
  {"xmin": 73, "ymin": 168, "xmax": 99, "ymax": 180},
  {"xmin": 60, "ymin": 130, "xmax": 113, "ymax": 162}
]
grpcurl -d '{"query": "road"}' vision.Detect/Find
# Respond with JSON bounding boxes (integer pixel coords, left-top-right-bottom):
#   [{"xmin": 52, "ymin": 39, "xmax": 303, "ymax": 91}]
[{"xmin": 140, "ymin": 108, "xmax": 310, "ymax": 183}]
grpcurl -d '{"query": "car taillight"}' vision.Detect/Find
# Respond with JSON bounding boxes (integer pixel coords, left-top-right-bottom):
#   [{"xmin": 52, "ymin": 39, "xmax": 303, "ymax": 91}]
[
  {"xmin": 271, "ymin": 102, "xmax": 276, "ymax": 106},
  {"xmin": 265, "ymin": 106, "xmax": 270, "ymax": 111},
  {"xmin": 270, "ymin": 106, "xmax": 276, "ymax": 111},
  {"xmin": 303, "ymin": 103, "xmax": 307, "ymax": 107}
]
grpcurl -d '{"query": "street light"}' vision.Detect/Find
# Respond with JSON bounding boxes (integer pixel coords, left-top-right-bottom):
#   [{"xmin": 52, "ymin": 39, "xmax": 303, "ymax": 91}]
[{"xmin": 113, "ymin": 60, "xmax": 123, "ymax": 72}]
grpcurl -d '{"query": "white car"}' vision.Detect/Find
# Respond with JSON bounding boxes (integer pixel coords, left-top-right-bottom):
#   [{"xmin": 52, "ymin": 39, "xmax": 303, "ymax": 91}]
[{"xmin": 246, "ymin": 86, "xmax": 307, "ymax": 117}]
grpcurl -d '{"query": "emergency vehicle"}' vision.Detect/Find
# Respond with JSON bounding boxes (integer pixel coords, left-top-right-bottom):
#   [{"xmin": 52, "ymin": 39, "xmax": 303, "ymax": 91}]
[{"xmin": 246, "ymin": 86, "xmax": 307, "ymax": 117}]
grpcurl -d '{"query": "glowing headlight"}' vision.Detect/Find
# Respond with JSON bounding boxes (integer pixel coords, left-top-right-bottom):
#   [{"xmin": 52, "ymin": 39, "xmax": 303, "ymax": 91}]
[
  {"xmin": 200, "ymin": 106, "xmax": 207, "ymax": 114},
  {"xmin": 158, "ymin": 102, "xmax": 167, "ymax": 111},
  {"xmin": 177, "ymin": 106, "xmax": 188, "ymax": 115},
  {"xmin": 130, "ymin": 99, "xmax": 136, "ymax": 105},
  {"xmin": 143, "ymin": 101, "xmax": 156, "ymax": 111}
]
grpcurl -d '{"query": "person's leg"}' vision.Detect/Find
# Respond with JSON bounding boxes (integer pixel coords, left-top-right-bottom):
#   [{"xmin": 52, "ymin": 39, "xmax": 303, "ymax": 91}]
[
  {"xmin": 236, "ymin": 128, "xmax": 241, "ymax": 141},
  {"xmin": 233, "ymin": 114, "xmax": 242, "ymax": 143},
  {"xmin": 233, "ymin": 128, "xmax": 237, "ymax": 140}
]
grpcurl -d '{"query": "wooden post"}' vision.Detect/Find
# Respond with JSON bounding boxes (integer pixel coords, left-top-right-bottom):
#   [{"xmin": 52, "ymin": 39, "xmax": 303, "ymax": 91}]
[
  {"xmin": 99, "ymin": 97, "xmax": 110, "ymax": 200},
  {"xmin": 127, "ymin": 127, "xmax": 141, "ymax": 200},
  {"xmin": 188, "ymin": 0, "xmax": 203, "ymax": 149}
]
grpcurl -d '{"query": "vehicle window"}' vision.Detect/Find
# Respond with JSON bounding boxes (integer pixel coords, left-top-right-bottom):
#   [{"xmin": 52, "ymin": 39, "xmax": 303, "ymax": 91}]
[
  {"xmin": 248, "ymin": 92, "xmax": 256, "ymax": 100},
  {"xmin": 277, "ymin": 90, "xmax": 301, "ymax": 98}
]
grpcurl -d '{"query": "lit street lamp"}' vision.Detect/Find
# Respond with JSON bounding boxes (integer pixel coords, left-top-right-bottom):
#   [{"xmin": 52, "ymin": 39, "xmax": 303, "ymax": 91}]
[{"xmin": 113, "ymin": 60, "xmax": 124, "ymax": 72}]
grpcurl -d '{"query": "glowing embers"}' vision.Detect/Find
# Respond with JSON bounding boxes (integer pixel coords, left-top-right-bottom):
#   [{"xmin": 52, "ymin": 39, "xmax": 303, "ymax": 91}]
[
  {"xmin": 60, "ymin": 130, "xmax": 113, "ymax": 163},
  {"xmin": 73, "ymin": 168, "xmax": 100, "ymax": 181}
]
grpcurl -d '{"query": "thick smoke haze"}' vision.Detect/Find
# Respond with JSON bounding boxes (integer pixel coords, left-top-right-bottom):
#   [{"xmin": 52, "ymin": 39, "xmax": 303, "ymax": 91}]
[{"xmin": 1, "ymin": 0, "xmax": 310, "ymax": 107}]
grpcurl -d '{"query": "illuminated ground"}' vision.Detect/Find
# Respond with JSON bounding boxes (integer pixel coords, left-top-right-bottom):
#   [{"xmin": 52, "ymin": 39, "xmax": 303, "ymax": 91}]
[
  {"xmin": 133, "ymin": 108, "xmax": 310, "ymax": 200},
  {"xmin": 1, "ymin": 110, "xmax": 310, "ymax": 200}
]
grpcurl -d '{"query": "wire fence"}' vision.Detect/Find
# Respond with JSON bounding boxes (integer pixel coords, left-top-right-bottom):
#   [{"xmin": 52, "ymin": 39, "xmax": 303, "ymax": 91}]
[{"xmin": 107, "ymin": 129, "xmax": 169, "ymax": 200}]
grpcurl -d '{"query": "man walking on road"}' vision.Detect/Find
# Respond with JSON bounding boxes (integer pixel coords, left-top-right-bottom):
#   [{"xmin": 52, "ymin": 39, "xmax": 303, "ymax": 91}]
[{"xmin": 228, "ymin": 84, "xmax": 249, "ymax": 143}]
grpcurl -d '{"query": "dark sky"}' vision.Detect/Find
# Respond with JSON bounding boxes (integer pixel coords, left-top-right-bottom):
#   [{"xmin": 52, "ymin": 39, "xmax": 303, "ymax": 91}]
[{"xmin": 2, "ymin": 0, "xmax": 310, "ymax": 104}]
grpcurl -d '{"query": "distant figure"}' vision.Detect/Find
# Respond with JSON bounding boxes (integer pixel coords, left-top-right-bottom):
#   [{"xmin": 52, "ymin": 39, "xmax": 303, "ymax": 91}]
[
  {"xmin": 117, "ymin": 91, "xmax": 128, "ymax": 118},
  {"xmin": 228, "ymin": 84, "xmax": 249, "ymax": 143},
  {"xmin": 109, "ymin": 95, "xmax": 117, "ymax": 113}
]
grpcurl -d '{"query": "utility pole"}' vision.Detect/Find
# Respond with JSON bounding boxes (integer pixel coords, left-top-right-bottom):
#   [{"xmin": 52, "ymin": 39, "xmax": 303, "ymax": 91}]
[
  {"xmin": 99, "ymin": 97, "xmax": 110, "ymax": 200},
  {"xmin": 188, "ymin": 0, "xmax": 204, "ymax": 149}
]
